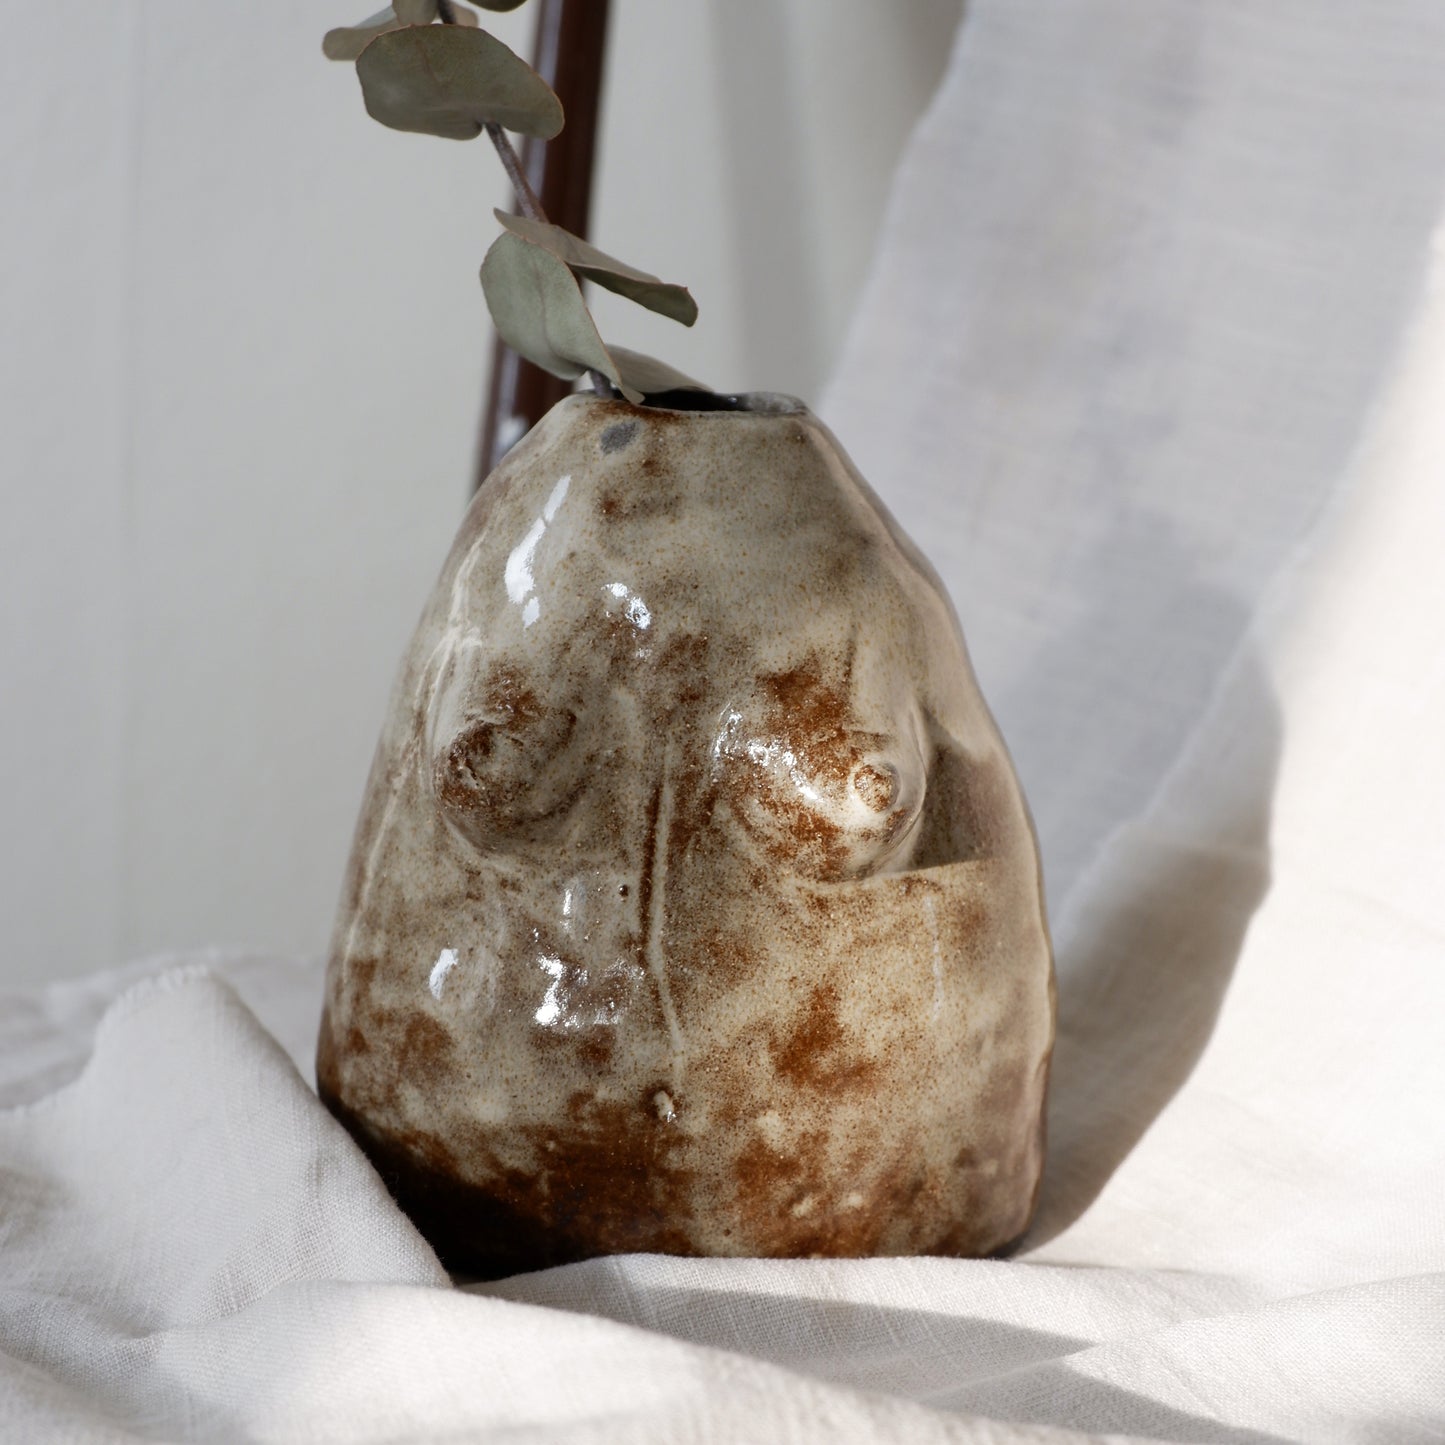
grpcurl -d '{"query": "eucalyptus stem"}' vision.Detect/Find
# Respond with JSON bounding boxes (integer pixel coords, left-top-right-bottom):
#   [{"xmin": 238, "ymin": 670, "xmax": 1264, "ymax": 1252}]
[
  {"xmin": 483, "ymin": 121, "xmax": 547, "ymax": 222},
  {"xmin": 433, "ymin": 5, "xmax": 544, "ymax": 220}
]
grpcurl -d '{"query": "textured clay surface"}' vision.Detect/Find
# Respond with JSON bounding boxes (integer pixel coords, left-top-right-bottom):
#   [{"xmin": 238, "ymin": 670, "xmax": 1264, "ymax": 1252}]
[{"xmin": 317, "ymin": 394, "xmax": 1055, "ymax": 1278}]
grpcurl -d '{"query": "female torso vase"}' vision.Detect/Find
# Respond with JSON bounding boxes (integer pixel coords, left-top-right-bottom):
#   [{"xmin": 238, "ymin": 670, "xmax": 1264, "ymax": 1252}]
[{"xmin": 317, "ymin": 392, "xmax": 1054, "ymax": 1278}]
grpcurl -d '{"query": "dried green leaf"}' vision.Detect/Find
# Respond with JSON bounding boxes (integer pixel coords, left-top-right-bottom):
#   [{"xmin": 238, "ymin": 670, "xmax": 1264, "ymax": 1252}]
[
  {"xmin": 459, "ymin": 0, "xmax": 530, "ymax": 10},
  {"xmin": 493, "ymin": 211, "xmax": 698, "ymax": 326},
  {"xmin": 441, "ymin": 1, "xmax": 481, "ymax": 22},
  {"xmin": 609, "ymin": 347, "xmax": 710, "ymax": 397},
  {"xmin": 393, "ymin": 0, "xmax": 438, "ymax": 21},
  {"xmin": 356, "ymin": 26, "xmax": 563, "ymax": 140},
  {"xmin": 481, "ymin": 232, "xmax": 640, "ymax": 402},
  {"xmin": 323, "ymin": 7, "xmax": 399, "ymax": 61}
]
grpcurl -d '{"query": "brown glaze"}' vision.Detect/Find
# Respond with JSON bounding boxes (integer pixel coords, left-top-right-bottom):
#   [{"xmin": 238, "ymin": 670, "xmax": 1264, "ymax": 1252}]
[{"xmin": 318, "ymin": 394, "xmax": 1055, "ymax": 1278}]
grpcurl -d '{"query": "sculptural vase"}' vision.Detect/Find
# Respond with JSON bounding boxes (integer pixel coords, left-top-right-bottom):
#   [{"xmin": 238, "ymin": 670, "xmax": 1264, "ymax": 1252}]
[{"xmin": 317, "ymin": 392, "xmax": 1054, "ymax": 1278}]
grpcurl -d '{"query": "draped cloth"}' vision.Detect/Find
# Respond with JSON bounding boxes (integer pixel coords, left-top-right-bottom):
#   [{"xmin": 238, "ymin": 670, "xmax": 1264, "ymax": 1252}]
[{"xmin": 4, "ymin": 3, "xmax": 1444, "ymax": 1439}]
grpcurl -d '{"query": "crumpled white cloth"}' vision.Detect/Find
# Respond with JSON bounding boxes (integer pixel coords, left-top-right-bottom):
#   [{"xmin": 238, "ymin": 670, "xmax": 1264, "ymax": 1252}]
[{"xmin": 6, "ymin": 0, "xmax": 1445, "ymax": 1439}]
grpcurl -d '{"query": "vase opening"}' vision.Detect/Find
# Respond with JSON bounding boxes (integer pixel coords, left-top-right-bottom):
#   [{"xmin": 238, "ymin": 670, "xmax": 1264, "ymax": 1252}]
[{"xmin": 629, "ymin": 389, "xmax": 807, "ymax": 416}]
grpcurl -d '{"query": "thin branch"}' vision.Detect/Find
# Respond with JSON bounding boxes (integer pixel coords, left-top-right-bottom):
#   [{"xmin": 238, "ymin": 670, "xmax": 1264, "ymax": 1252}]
[{"xmin": 484, "ymin": 121, "xmax": 546, "ymax": 222}]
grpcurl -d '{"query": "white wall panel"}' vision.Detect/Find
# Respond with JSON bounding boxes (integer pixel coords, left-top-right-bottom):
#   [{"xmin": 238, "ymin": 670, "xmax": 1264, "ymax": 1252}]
[{"xmin": 1, "ymin": 10, "xmax": 138, "ymax": 978}]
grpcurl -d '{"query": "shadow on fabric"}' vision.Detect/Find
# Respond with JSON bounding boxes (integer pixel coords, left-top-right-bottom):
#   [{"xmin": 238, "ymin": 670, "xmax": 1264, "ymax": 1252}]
[
  {"xmin": 476, "ymin": 1275, "xmax": 1294, "ymax": 1444},
  {"xmin": 1024, "ymin": 631, "xmax": 1282, "ymax": 1246}
]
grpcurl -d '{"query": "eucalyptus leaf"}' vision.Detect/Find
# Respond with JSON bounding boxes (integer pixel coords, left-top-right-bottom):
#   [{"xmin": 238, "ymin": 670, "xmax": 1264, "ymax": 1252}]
[
  {"xmin": 393, "ymin": 0, "xmax": 438, "ymax": 22},
  {"xmin": 481, "ymin": 232, "xmax": 641, "ymax": 403},
  {"xmin": 493, "ymin": 211, "xmax": 698, "ymax": 326},
  {"xmin": 460, "ymin": 0, "xmax": 530, "ymax": 10},
  {"xmin": 441, "ymin": 1, "xmax": 481, "ymax": 22},
  {"xmin": 322, "ymin": 7, "xmax": 399, "ymax": 62},
  {"xmin": 356, "ymin": 26, "xmax": 563, "ymax": 140},
  {"xmin": 608, "ymin": 348, "xmax": 709, "ymax": 397}
]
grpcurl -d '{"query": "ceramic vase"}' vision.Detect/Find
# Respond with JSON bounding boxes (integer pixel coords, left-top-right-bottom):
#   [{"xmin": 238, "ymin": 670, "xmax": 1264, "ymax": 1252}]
[{"xmin": 317, "ymin": 392, "xmax": 1054, "ymax": 1277}]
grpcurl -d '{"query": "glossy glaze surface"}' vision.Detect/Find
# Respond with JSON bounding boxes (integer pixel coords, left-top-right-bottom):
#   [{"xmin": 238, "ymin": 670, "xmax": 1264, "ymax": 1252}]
[{"xmin": 317, "ymin": 394, "xmax": 1054, "ymax": 1277}]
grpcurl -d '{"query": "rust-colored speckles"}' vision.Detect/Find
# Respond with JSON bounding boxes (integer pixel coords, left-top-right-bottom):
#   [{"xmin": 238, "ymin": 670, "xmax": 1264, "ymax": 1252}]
[
  {"xmin": 574, "ymin": 1032, "xmax": 615, "ymax": 1071},
  {"xmin": 400, "ymin": 1127, "xmax": 463, "ymax": 1176},
  {"xmin": 852, "ymin": 762, "xmax": 896, "ymax": 813},
  {"xmin": 513, "ymin": 1092, "xmax": 698, "ymax": 1263},
  {"xmin": 714, "ymin": 655, "xmax": 920, "ymax": 881},
  {"xmin": 759, "ymin": 662, "xmax": 855, "ymax": 788},
  {"xmin": 729, "ymin": 1128, "xmax": 894, "ymax": 1257},
  {"xmin": 692, "ymin": 927, "xmax": 761, "ymax": 986},
  {"xmin": 771, "ymin": 983, "xmax": 881, "ymax": 1094},
  {"xmin": 323, "ymin": 1075, "xmax": 700, "ymax": 1278},
  {"xmin": 432, "ymin": 668, "xmax": 581, "ymax": 840},
  {"xmin": 654, "ymin": 758, "xmax": 718, "ymax": 890},
  {"xmin": 590, "ymin": 454, "xmax": 680, "ymax": 526},
  {"xmin": 731, "ymin": 1129, "xmax": 824, "ymax": 1245},
  {"xmin": 484, "ymin": 664, "xmax": 542, "ymax": 722},
  {"xmin": 778, "ymin": 808, "xmax": 850, "ymax": 880},
  {"xmin": 434, "ymin": 728, "xmax": 497, "ymax": 814},
  {"xmin": 397, "ymin": 1013, "xmax": 456, "ymax": 1077},
  {"xmin": 655, "ymin": 632, "xmax": 711, "ymax": 710},
  {"xmin": 894, "ymin": 873, "xmax": 933, "ymax": 898}
]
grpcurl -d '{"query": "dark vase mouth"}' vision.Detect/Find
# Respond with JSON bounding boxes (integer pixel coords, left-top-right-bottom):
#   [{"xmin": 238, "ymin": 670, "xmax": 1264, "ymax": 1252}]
[
  {"xmin": 649, "ymin": 389, "xmax": 806, "ymax": 415},
  {"xmin": 590, "ymin": 386, "xmax": 807, "ymax": 416}
]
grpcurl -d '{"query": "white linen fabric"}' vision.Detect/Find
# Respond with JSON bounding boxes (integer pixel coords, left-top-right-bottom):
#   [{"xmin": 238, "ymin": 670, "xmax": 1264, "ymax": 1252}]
[{"xmin": 5, "ymin": 1, "xmax": 1445, "ymax": 1440}]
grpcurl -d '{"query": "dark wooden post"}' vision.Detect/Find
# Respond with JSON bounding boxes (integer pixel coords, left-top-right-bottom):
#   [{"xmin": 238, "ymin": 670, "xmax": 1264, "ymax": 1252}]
[{"xmin": 474, "ymin": 0, "xmax": 612, "ymax": 491}]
